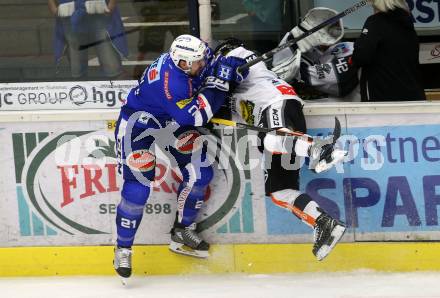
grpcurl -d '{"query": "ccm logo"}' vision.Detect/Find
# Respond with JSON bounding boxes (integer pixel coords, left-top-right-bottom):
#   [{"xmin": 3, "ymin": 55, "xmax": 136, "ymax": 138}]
[{"xmin": 271, "ymin": 109, "xmax": 280, "ymax": 126}]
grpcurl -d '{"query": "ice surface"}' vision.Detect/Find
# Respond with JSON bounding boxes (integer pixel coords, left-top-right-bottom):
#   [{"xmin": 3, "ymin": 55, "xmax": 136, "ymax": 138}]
[{"xmin": 1, "ymin": 271, "xmax": 439, "ymax": 298}]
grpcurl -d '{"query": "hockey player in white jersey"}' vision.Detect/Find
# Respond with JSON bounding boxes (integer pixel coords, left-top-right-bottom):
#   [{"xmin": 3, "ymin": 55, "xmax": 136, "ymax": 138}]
[
  {"xmin": 214, "ymin": 35, "xmax": 347, "ymax": 260},
  {"xmin": 272, "ymin": 7, "xmax": 360, "ymax": 101}
]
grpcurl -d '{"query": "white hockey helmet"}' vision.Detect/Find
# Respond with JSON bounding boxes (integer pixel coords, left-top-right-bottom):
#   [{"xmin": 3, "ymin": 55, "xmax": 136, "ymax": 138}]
[{"xmin": 170, "ymin": 35, "xmax": 208, "ymax": 72}]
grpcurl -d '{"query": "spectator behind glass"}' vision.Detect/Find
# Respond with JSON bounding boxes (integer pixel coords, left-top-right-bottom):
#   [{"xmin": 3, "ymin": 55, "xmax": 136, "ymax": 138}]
[
  {"xmin": 242, "ymin": 0, "xmax": 281, "ymax": 31},
  {"xmin": 48, "ymin": 0, "xmax": 128, "ymax": 80},
  {"xmin": 352, "ymin": 0, "xmax": 426, "ymax": 101},
  {"xmin": 240, "ymin": 0, "xmax": 282, "ymax": 53}
]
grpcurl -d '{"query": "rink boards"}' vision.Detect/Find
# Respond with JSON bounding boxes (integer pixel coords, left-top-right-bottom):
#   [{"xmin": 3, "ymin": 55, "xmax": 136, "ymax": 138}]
[
  {"xmin": 0, "ymin": 84, "xmax": 440, "ymax": 276},
  {"xmin": 1, "ymin": 242, "xmax": 440, "ymax": 276}
]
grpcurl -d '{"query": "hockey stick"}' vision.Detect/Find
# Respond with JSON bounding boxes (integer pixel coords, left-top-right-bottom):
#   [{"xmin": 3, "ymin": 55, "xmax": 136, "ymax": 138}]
[
  {"xmin": 237, "ymin": 0, "xmax": 371, "ymax": 72},
  {"xmin": 210, "ymin": 117, "xmax": 341, "ymax": 143},
  {"xmin": 78, "ymin": 27, "xmax": 140, "ymax": 51}
]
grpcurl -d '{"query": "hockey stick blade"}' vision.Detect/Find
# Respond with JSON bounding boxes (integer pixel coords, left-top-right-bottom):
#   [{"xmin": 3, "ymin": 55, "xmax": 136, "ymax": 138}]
[
  {"xmin": 313, "ymin": 117, "xmax": 345, "ymax": 173},
  {"xmin": 332, "ymin": 117, "xmax": 341, "ymax": 144},
  {"xmin": 237, "ymin": 0, "xmax": 371, "ymax": 72}
]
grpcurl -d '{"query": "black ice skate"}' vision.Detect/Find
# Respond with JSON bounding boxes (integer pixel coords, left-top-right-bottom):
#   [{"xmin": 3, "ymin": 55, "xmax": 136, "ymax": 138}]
[
  {"xmin": 312, "ymin": 212, "xmax": 346, "ymax": 261},
  {"xmin": 169, "ymin": 222, "xmax": 210, "ymax": 258},
  {"xmin": 113, "ymin": 246, "xmax": 132, "ymax": 283}
]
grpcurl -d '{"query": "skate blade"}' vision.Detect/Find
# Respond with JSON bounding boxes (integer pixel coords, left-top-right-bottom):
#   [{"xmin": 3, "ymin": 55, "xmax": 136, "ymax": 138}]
[
  {"xmin": 169, "ymin": 241, "xmax": 209, "ymax": 259},
  {"xmin": 314, "ymin": 150, "xmax": 347, "ymax": 173},
  {"xmin": 316, "ymin": 224, "xmax": 346, "ymax": 261},
  {"xmin": 120, "ymin": 277, "xmax": 128, "ymax": 286}
]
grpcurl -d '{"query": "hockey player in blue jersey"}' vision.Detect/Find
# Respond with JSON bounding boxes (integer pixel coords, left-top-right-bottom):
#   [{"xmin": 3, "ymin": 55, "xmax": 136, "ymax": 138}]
[{"xmin": 113, "ymin": 34, "xmax": 248, "ymax": 279}]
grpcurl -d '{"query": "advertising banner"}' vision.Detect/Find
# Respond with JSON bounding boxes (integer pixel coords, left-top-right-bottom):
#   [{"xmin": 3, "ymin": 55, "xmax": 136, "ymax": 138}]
[
  {"xmin": 0, "ymin": 121, "xmax": 270, "ymax": 247},
  {"xmin": 267, "ymin": 114, "xmax": 440, "ymax": 241},
  {"xmin": 0, "ymin": 81, "xmax": 136, "ymax": 111},
  {"xmin": 315, "ymin": 0, "xmax": 440, "ymax": 29},
  {"xmin": 1, "ymin": 113, "xmax": 439, "ymax": 247},
  {"xmin": 420, "ymin": 43, "xmax": 440, "ymax": 64}
]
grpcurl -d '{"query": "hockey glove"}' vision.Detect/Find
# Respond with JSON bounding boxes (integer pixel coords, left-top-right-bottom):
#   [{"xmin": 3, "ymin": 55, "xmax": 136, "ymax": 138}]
[
  {"xmin": 210, "ymin": 55, "xmax": 249, "ymax": 84},
  {"xmin": 290, "ymin": 7, "xmax": 344, "ymax": 53},
  {"xmin": 271, "ymin": 44, "xmax": 302, "ymax": 82},
  {"xmin": 203, "ymin": 76, "xmax": 229, "ymax": 92}
]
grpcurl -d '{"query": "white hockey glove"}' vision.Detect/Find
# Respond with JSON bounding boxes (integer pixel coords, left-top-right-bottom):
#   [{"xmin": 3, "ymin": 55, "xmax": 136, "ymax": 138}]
[
  {"xmin": 271, "ymin": 43, "xmax": 302, "ymax": 82},
  {"xmin": 291, "ymin": 7, "xmax": 344, "ymax": 53},
  {"xmin": 308, "ymin": 136, "xmax": 347, "ymax": 173}
]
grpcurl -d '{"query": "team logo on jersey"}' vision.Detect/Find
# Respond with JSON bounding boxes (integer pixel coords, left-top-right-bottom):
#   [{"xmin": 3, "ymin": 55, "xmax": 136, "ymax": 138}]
[
  {"xmin": 331, "ymin": 43, "xmax": 350, "ymax": 56},
  {"xmin": 147, "ymin": 55, "xmax": 165, "ymax": 84},
  {"xmin": 126, "ymin": 149, "xmax": 156, "ymax": 172},
  {"xmin": 176, "ymin": 98, "xmax": 193, "ymax": 109},
  {"xmin": 239, "ymin": 100, "xmax": 255, "ymax": 125},
  {"xmin": 315, "ymin": 64, "xmax": 332, "ymax": 80},
  {"xmin": 218, "ymin": 65, "xmax": 233, "ymax": 81},
  {"xmin": 175, "ymin": 130, "xmax": 202, "ymax": 154}
]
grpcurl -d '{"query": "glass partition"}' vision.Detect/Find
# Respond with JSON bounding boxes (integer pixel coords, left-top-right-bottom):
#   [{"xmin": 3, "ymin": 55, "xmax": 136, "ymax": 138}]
[
  {"xmin": 0, "ymin": 0, "xmax": 298, "ymax": 83},
  {"xmin": 0, "ymin": 0, "xmax": 191, "ymax": 82},
  {"xmin": 1, "ymin": 0, "xmax": 437, "ymax": 89},
  {"xmin": 211, "ymin": 0, "xmax": 296, "ymax": 54}
]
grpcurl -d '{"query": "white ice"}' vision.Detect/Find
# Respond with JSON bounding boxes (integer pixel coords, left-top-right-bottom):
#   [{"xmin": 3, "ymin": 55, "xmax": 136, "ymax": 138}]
[{"xmin": 1, "ymin": 271, "xmax": 439, "ymax": 298}]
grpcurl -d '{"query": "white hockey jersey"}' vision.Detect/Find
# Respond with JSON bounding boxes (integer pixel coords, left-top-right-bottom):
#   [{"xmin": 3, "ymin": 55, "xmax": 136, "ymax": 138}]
[
  {"xmin": 300, "ymin": 42, "xmax": 360, "ymax": 100},
  {"xmin": 227, "ymin": 46, "xmax": 303, "ymax": 126}
]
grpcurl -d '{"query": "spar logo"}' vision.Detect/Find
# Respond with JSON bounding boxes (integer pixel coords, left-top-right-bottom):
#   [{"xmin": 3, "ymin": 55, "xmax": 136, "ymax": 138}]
[{"xmin": 15, "ymin": 129, "xmax": 245, "ymax": 236}]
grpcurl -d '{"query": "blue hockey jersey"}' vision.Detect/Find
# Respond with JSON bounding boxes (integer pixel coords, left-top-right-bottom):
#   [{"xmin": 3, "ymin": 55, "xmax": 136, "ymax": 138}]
[{"xmin": 121, "ymin": 53, "xmax": 226, "ymax": 128}]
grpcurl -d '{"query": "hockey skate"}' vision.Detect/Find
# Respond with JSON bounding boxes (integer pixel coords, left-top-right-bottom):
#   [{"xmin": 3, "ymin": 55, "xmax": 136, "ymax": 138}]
[
  {"xmin": 113, "ymin": 246, "xmax": 132, "ymax": 284},
  {"xmin": 169, "ymin": 223, "xmax": 210, "ymax": 258},
  {"xmin": 312, "ymin": 212, "xmax": 346, "ymax": 261}
]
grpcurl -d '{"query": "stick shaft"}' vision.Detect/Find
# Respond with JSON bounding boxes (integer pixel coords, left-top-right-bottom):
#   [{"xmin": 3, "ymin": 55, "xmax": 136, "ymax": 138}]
[{"xmin": 237, "ymin": 0, "xmax": 371, "ymax": 71}]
